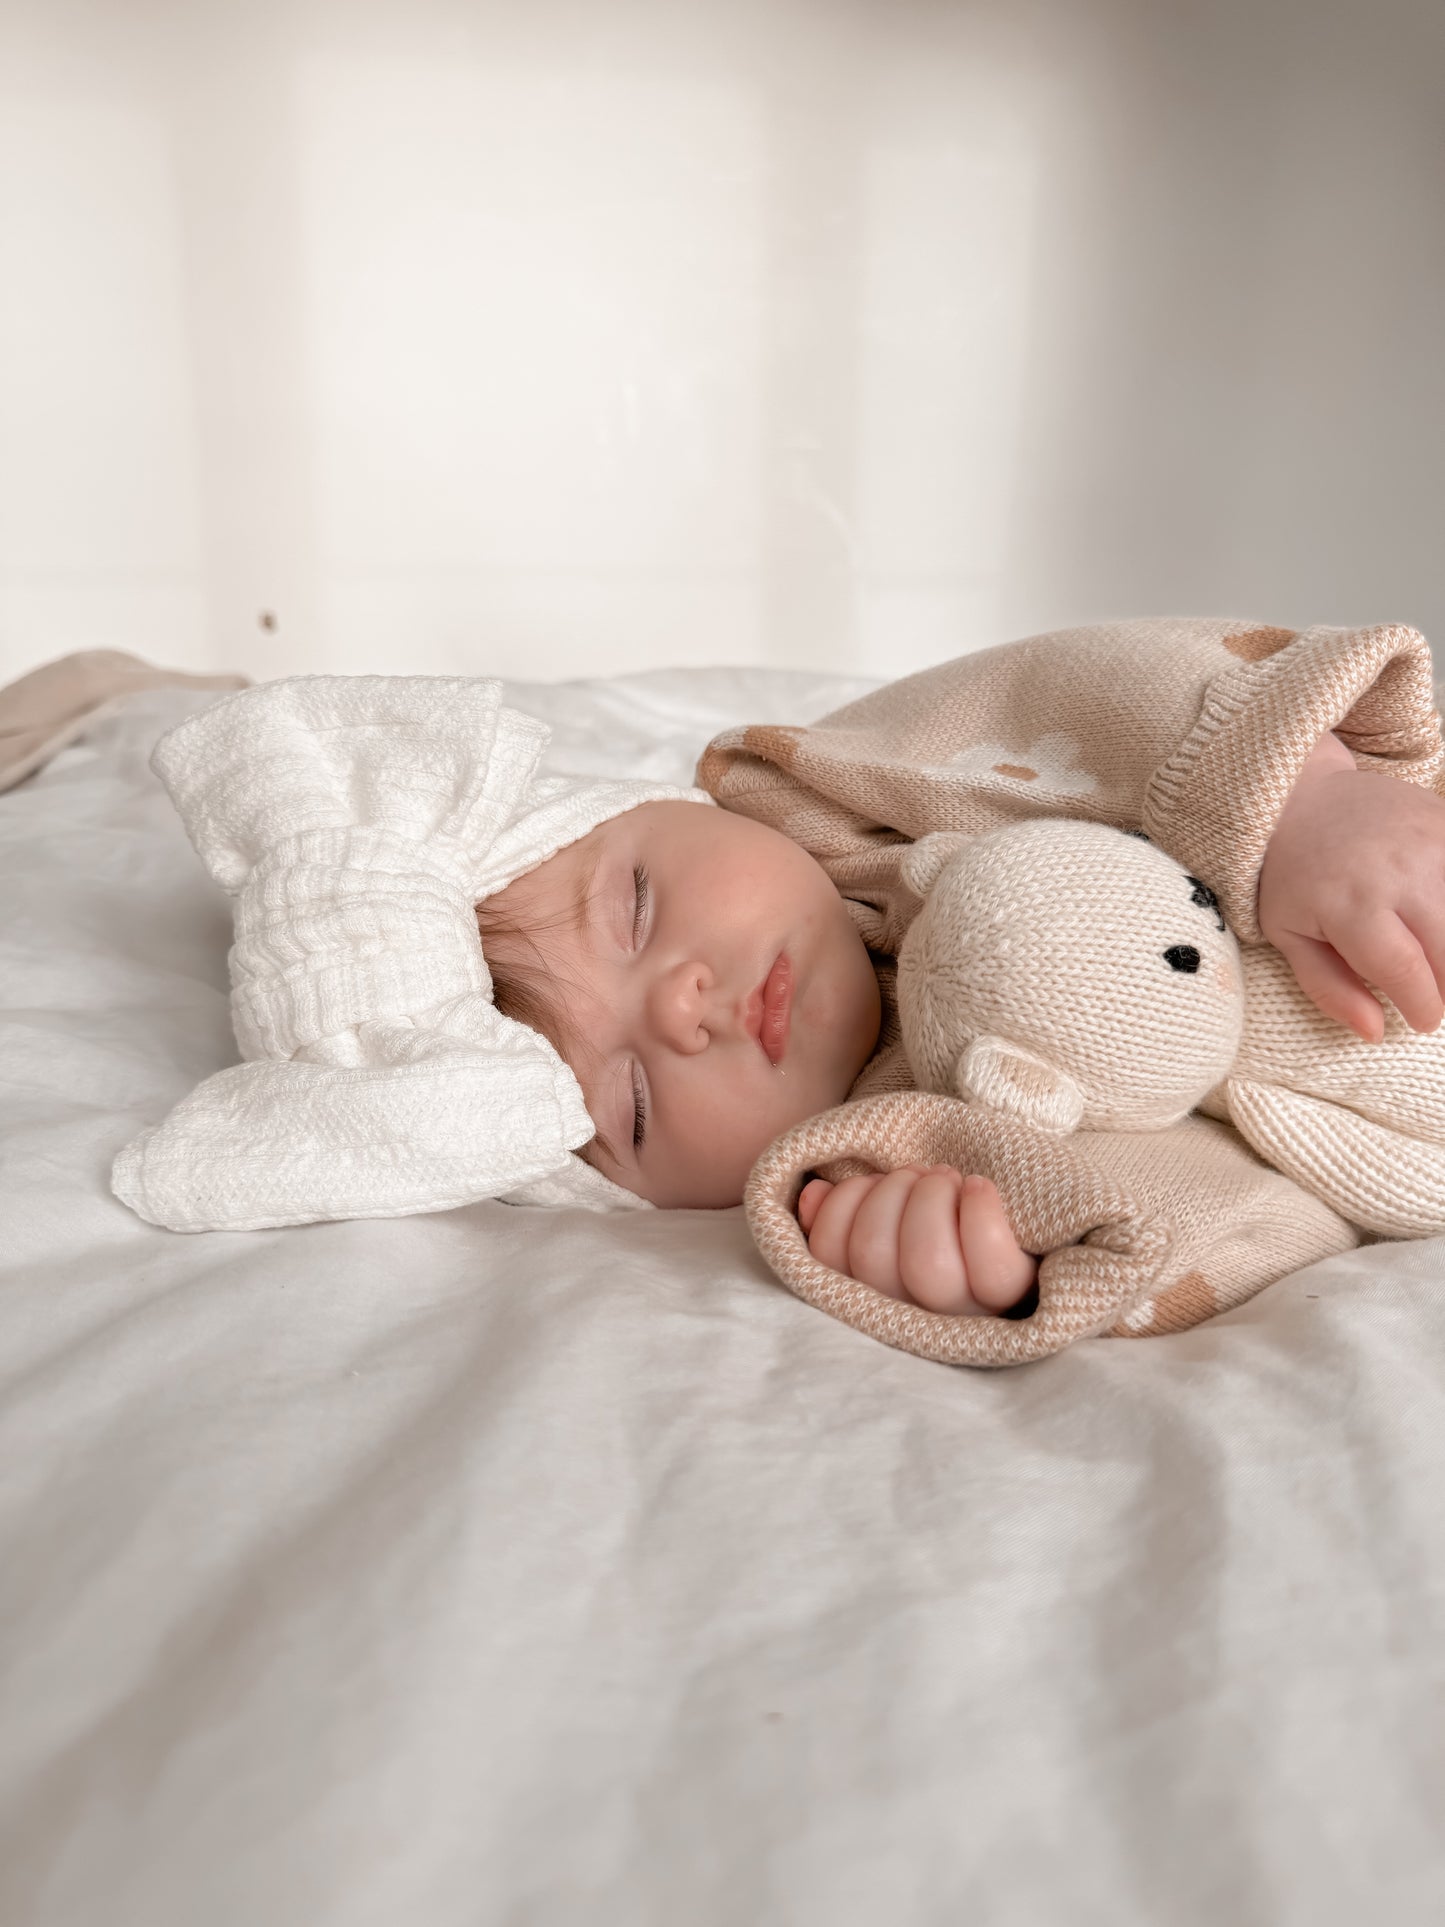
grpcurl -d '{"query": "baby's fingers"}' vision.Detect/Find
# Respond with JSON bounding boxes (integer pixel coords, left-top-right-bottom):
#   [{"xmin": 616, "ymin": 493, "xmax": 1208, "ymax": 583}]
[
  {"xmin": 1275, "ymin": 931, "xmax": 1385, "ymax": 1043},
  {"xmin": 896, "ymin": 1168, "xmax": 972, "ymax": 1313},
  {"xmin": 801, "ymin": 1173, "xmax": 892, "ymax": 1286},
  {"xmin": 797, "ymin": 1176, "xmax": 832, "ymax": 1236},
  {"xmin": 958, "ymin": 1175, "xmax": 1038, "ymax": 1312},
  {"xmin": 1323, "ymin": 909, "xmax": 1445, "ymax": 1036},
  {"xmin": 841, "ymin": 1168, "xmax": 932, "ymax": 1299}
]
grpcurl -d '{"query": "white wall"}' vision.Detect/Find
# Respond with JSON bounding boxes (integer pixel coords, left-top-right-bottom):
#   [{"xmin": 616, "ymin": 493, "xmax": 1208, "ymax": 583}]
[{"xmin": 2, "ymin": 0, "xmax": 1442, "ymax": 685}]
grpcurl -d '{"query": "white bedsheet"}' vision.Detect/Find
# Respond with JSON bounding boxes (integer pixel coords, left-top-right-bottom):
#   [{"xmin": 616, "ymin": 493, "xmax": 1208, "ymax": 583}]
[{"xmin": 2, "ymin": 670, "xmax": 1442, "ymax": 1927}]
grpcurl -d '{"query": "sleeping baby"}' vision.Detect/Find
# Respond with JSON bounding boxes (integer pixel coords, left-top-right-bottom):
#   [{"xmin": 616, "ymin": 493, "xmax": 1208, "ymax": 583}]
[
  {"xmin": 113, "ymin": 617, "xmax": 1445, "ymax": 1365},
  {"xmin": 474, "ymin": 794, "xmax": 1037, "ymax": 1316}
]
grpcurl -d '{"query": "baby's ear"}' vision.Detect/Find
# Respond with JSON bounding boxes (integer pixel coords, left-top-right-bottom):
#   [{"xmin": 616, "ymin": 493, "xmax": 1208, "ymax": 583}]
[
  {"xmin": 900, "ymin": 831, "xmax": 969, "ymax": 898},
  {"xmin": 956, "ymin": 1036, "xmax": 1084, "ymax": 1135}
]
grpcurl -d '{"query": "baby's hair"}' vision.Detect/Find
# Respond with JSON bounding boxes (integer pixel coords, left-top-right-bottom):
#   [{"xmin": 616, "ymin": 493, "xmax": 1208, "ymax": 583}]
[{"xmin": 475, "ymin": 881, "xmax": 621, "ymax": 1166}]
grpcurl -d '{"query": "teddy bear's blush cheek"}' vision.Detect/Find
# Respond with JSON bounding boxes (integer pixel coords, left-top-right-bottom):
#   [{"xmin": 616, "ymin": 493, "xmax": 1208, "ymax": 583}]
[{"xmin": 1215, "ymin": 960, "xmax": 1235, "ymax": 995}]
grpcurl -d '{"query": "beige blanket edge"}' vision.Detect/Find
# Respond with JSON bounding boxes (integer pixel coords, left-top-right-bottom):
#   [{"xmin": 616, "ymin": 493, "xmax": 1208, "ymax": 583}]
[{"xmin": 0, "ymin": 650, "xmax": 246, "ymax": 794}]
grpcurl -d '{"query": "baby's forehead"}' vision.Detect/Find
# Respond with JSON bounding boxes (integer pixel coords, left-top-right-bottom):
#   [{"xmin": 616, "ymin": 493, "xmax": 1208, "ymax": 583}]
[
  {"xmin": 567, "ymin": 794, "xmax": 722, "ymax": 875},
  {"xmin": 608, "ymin": 795, "xmax": 717, "ymax": 832}
]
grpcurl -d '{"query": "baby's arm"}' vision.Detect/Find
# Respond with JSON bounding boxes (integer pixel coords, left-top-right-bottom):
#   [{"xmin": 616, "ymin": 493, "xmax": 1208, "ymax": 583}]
[
  {"xmin": 797, "ymin": 1166, "xmax": 1038, "ymax": 1315},
  {"xmin": 1259, "ymin": 727, "xmax": 1445, "ymax": 1042}
]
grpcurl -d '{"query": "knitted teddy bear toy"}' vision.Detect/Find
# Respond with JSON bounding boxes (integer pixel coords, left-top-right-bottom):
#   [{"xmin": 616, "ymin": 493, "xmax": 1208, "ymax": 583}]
[{"xmin": 896, "ymin": 817, "xmax": 1445, "ymax": 1240}]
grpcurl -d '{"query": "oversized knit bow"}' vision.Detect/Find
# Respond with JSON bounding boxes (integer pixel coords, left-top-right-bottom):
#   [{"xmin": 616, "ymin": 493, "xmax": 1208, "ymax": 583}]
[{"xmin": 112, "ymin": 675, "xmax": 705, "ymax": 1231}]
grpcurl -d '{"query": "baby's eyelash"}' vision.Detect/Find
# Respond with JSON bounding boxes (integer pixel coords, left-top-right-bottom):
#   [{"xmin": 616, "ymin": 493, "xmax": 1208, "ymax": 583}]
[
  {"xmin": 632, "ymin": 1064, "xmax": 648, "ymax": 1151},
  {"xmin": 630, "ymin": 864, "xmax": 651, "ymax": 1151},
  {"xmin": 632, "ymin": 863, "xmax": 650, "ymax": 941}
]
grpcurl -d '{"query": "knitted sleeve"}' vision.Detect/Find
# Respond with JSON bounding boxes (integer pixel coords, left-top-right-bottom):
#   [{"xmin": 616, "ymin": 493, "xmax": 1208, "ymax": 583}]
[
  {"xmin": 743, "ymin": 1094, "xmax": 1360, "ymax": 1368},
  {"xmin": 1140, "ymin": 622, "xmax": 1441, "ymax": 940},
  {"xmin": 697, "ymin": 619, "xmax": 1443, "ymax": 946}
]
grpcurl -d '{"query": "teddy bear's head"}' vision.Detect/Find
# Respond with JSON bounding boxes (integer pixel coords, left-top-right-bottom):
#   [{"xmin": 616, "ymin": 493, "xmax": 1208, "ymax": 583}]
[{"xmin": 896, "ymin": 819, "xmax": 1244, "ymax": 1134}]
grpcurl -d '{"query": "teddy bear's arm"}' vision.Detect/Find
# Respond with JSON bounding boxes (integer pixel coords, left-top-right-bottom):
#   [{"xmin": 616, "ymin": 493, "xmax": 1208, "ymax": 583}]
[{"xmin": 1224, "ymin": 1076, "xmax": 1445, "ymax": 1240}]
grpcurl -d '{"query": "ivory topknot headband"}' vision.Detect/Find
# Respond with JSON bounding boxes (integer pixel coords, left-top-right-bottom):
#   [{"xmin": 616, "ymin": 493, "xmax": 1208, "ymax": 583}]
[{"xmin": 112, "ymin": 674, "xmax": 712, "ymax": 1231}]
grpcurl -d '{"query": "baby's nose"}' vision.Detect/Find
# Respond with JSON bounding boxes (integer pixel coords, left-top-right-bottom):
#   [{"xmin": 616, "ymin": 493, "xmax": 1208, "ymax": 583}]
[{"xmin": 651, "ymin": 960, "xmax": 719, "ymax": 1052}]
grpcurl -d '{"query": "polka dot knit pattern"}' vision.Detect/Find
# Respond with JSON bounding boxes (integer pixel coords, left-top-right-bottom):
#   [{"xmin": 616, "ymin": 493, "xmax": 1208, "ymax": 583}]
[{"xmin": 709, "ymin": 618, "xmax": 1444, "ymax": 1366}]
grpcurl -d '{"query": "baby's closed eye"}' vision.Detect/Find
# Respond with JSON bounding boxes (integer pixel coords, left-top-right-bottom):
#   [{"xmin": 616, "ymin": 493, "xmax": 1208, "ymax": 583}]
[{"xmin": 632, "ymin": 863, "xmax": 651, "ymax": 942}]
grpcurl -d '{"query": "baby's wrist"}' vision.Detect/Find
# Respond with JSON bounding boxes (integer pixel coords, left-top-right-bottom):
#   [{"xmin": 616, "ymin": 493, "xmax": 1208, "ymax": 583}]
[
  {"xmin": 1290, "ymin": 728, "xmax": 1356, "ymax": 790},
  {"xmin": 1258, "ymin": 731, "xmax": 1358, "ymax": 935},
  {"xmin": 1267, "ymin": 730, "xmax": 1356, "ymax": 851}
]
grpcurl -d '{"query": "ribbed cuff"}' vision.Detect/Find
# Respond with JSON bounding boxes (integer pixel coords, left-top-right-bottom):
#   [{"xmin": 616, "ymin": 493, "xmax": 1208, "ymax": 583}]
[{"xmin": 1143, "ymin": 625, "xmax": 1441, "ymax": 943}]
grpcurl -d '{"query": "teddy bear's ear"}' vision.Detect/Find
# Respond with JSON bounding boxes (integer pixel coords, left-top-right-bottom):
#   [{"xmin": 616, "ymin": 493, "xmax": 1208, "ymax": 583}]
[
  {"xmin": 900, "ymin": 831, "xmax": 969, "ymax": 898},
  {"xmin": 956, "ymin": 1036, "xmax": 1085, "ymax": 1135}
]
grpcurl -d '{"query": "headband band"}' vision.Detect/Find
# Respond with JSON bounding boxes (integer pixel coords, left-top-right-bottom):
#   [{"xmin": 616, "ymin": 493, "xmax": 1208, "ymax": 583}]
[{"xmin": 112, "ymin": 674, "xmax": 711, "ymax": 1230}]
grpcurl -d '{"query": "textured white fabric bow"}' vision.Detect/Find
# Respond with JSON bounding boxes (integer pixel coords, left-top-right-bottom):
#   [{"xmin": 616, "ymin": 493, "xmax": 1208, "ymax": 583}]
[{"xmin": 111, "ymin": 675, "xmax": 712, "ymax": 1230}]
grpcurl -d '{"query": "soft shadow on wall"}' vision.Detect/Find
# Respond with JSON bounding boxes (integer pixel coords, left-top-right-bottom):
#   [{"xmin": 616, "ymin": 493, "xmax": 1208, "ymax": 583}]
[{"xmin": 1, "ymin": 0, "xmax": 1442, "ymax": 685}]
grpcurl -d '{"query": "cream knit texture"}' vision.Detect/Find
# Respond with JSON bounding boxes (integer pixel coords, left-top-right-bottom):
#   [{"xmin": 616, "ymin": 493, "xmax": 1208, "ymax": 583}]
[
  {"xmin": 896, "ymin": 822, "xmax": 1245, "ymax": 1133},
  {"xmin": 112, "ymin": 674, "xmax": 712, "ymax": 1231},
  {"xmin": 1210, "ymin": 946, "xmax": 1445, "ymax": 1238},
  {"xmin": 696, "ymin": 617, "xmax": 1444, "ymax": 1366},
  {"xmin": 897, "ymin": 817, "xmax": 1445, "ymax": 1242}
]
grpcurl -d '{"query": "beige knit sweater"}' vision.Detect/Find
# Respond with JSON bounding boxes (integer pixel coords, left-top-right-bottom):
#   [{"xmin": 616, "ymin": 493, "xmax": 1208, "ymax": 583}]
[{"xmin": 696, "ymin": 618, "xmax": 1444, "ymax": 1367}]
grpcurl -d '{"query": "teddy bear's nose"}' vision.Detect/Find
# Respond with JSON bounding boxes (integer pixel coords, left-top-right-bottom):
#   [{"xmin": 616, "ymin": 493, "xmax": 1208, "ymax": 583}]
[{"xmin": 1164, "ymin": 945, "xmax": 1201, "ymax": 974}]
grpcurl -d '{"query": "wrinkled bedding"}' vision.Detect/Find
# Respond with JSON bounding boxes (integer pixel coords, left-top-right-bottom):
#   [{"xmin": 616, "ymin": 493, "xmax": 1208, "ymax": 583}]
[{"xmin": 1, "ymin": 669, "xmax": 1442, "ymax": 1927}]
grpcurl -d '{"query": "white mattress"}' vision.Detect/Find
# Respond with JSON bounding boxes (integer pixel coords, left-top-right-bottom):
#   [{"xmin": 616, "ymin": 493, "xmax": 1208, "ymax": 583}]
[{"xmin": 2, "ymin": 670, "xmax": 1443, "ymax": 1927}]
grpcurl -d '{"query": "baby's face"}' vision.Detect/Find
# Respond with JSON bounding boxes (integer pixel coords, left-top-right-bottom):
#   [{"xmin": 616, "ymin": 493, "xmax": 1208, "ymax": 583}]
[{"xmin": 482, "ymin": 800, "xmax": 882, "ymax": 1207}]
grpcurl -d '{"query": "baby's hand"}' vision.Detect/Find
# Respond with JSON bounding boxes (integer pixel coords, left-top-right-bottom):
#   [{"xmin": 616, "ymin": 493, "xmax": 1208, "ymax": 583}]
[
  {"xmin": 1259, "ymin": 738, "xmax": 1445, "ymax": 1043},
  {"xmin": 796, "ymin": 1165, "xmax": 1038, "ymax": 1315}
]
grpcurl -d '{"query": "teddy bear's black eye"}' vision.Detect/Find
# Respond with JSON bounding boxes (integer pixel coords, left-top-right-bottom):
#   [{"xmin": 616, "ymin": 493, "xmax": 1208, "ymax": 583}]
[
  {"xmin": 1165, "ymin": 945, "xmax": 1201, "ymax": 973},
  {"xmin": 1185, "ymin": 875, "xmax": 1226, "ymax": 932}
]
